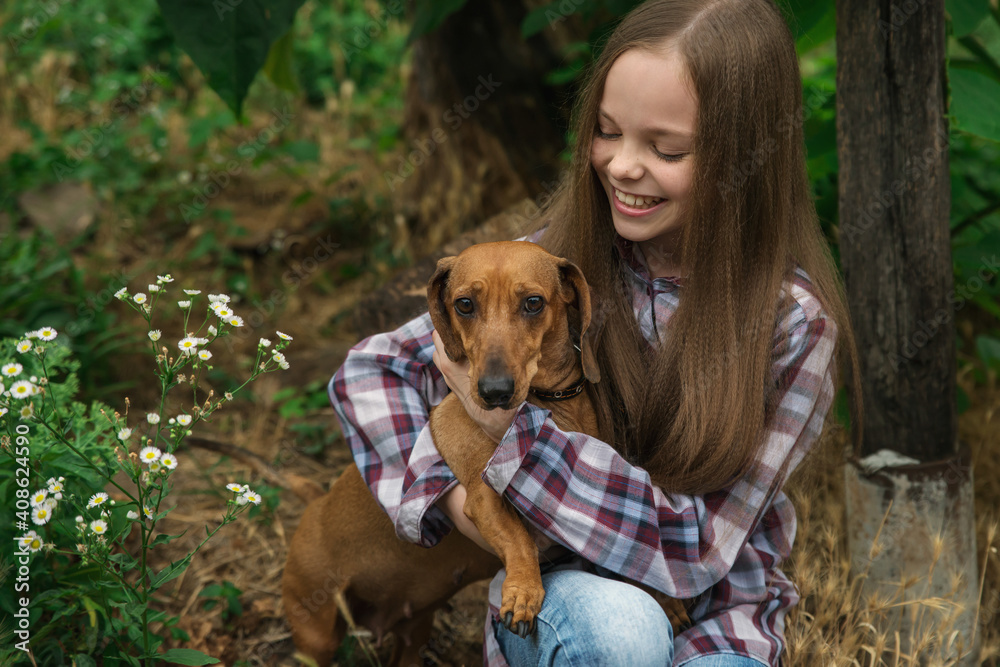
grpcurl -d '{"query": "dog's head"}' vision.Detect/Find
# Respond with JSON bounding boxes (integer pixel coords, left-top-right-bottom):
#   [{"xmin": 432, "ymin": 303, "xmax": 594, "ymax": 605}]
[{"xmin": 428, "ymin": 241, "xmax": 600, "ymax": 411}]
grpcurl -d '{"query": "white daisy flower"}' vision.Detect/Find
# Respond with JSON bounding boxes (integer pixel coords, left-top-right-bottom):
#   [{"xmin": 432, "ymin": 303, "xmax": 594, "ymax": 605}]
[
  {"xmin": 126, "ymin": 510, "xmax": 139, "ymax": 520},
  {"xmin": 88, "ymin": 492, "xmax": 109, "ymax": 508},
  {"xmin": 90, "ymin": 519, "xmax": 108, "ymax": 535},
  {"xmin": 148, "ymin": 284, "xmax": 161, "ymax": 293},
  {"xmin": 197, "ymin": 350, "xmax": 212, "ymax": 361},
  {"xmin": 157, "ymin": 274, "xmax": 174, "ymax": 284},
  {"xmin": 236, "ymin": 494, "xmax": 249, "ymax": 506},
  {"xmin": 75, "ymin": 515, "xmax": 84, "ymax": 523},
  {"xmin": 0, "ymin": 407, "xmax": 7, "ymax": 418},
  {"xmin": 160, "ymin": 453, "xmax": 177, "ymax": 469},
  {"xmin": 31, "ymin": 490, "xmax": 48, "ymax": 506},
  {"xmin": 259, "ymin": 338, "xmax": 271, "ymax": 348},
  {"xmin": 19, "ymin": 405, "xmax": 34, "ymax": 419},
  {"xmin": 32, "ymin": 507, "xmax": 52, "ymax": 525},
  {"xmin": 143, "ymin": 506, "xmax": 154, "ymax": 520},
  {"xmin": 208, "ymin": 293, "xmax": 230, "ymax": 304},
  {"xmin": 212, "ymin": 305, "xmax": 233, "ymax": 319},
  {"xmin": 272, "ymin": 352, "xmax": 286, "ymax": 364},
  {"xmin": 24, "ymin": 330, "xmax": 39, "ymax": 339},
  {"xmin": 183, "ymin": 289, "xmax": 201, "ymax": 295},
  {"xmin": 177, "ymin": 337, "xmax": 200, "ymax": 355},
  {"xmin": 276, "ymin": 331, "xmax": 293, "ymax": 341},
  {"xmin": 118, "ymin": 427, "xmax": 132, "ymax": 441},
  {"xmin": 29, "ymin": 375, "xmax": 37, "ymax": 382},
  {"xmin": 133, "ymin": 293, "xmax": 147, "ymax": 304},
  {"xmin": 242, "ymin": 491, "xmax": 262, "ymax": 505},
  {"xmin": 9, "ymin": 380, "xmax": 37, "ymax": 399},
  {"xmin": 114, "ymin": 287, "xmax": 128, "ymax": 300},
  {"xmin": 168, "ymin": 417, "xmax": 175, "ymax": 424},
  {"xmin": 44, "ymin": 498, "xmax": 57, "ymax": 511},
  {"xmin": 207, "ymin": 325, "xmax": 218, "ymax": 337},
  {"xmin": 37, "ymin": 327, "xmax": 57, "ymax": 341},
  {"xmin": 227, "ymin": 315, "xmax": 244, "ymax": 327},
  {"xmin": 22, "ymin": 531, "xmax": 44, "ymax": 552},
  {"xmin": 2, "ymin": 363, "xmax": 23, "ymax": 376},
  {"xmin": 147, "ymin": 413, "xmax": 160, "ymax": 424},
  {"xmin": 16, "ymin": 340, "xmax": 32, "ymax": 353},
  {"xmin": 47, "ymin": 478, "xmax": 65, "ymax": 496},
  {"xmin": 148, "ymin": 330, "xmax": 162, "ymax": 341},
  {"xmin": 226, "ymin": 483, "xmax": 244, "ymax": 493},
  {"xmin": 139, "ymin": 446, "xmax": 162, "ymax": 464},
  {"xmin": 176, "ymin": 414, "xmax": 192, "ymax": 426},
  {"xmin": 149, "ymin": 461, "xmax": 163, "ymax": 473},
  {"xmin": 178, "ymin": 300, "xmax": 191, "ymax": 308}
]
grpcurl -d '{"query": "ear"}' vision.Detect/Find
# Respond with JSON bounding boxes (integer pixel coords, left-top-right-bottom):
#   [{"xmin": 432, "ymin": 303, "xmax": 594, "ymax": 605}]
[
  {"xmin": 557, "ymin": 259, "xmax": 601, "ymax": 384},
  {"xmin": 426, "ymin": 256, "xmax": 465, "ymax": 362}
]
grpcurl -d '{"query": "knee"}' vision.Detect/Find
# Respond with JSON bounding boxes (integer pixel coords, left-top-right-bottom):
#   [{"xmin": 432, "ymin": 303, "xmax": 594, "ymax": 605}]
[{"xmin": 542, "ymin": 571, "xmax": 674, "ymax": 665}]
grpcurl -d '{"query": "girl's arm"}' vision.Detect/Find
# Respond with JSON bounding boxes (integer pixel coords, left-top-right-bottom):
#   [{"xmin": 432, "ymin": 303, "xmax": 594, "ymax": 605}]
[
  {"xmin": 482, "ymin": 308, "xmax": 837, "ymax": 599},
  {"xmin": 328, "ymin": 313, "xmax": 459, "ymax": 546}
]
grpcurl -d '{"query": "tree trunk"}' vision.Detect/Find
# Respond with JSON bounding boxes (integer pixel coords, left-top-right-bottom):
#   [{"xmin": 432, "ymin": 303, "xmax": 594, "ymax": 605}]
[
  {"xmin": 837, "ymin": 0, "xmax": 978, "ymax": 661},
  {"xmin": 394, "ymin": 0, "xmax": 570, "ymax": 254}
]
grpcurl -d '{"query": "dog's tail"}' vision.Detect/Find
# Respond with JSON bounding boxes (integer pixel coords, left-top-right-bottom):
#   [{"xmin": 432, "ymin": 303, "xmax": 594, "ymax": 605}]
[{"xmin": 187, "ymin": 435, "xmax": 326, "ymax": 503}]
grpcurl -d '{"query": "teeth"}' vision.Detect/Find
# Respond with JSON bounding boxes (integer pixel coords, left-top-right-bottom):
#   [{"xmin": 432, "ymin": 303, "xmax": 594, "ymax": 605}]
[{"xmin": 614, "ymin": 188, "xmax": 663, "ymax": 209}]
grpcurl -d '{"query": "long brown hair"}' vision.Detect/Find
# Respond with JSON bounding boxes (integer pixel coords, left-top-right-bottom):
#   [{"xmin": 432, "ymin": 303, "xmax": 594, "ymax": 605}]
[{"xmin": 536, "ymin": 0, "xmax": 861, "ymax": 494}]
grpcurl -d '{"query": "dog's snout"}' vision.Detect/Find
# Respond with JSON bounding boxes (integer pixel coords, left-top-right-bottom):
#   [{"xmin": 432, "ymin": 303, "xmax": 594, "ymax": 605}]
[{"xmin": 478, "ymin": 375, "xmax": 515, "ymax": 409}]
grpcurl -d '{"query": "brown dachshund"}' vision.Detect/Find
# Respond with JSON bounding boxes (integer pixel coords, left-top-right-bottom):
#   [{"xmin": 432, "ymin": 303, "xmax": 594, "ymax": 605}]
[{"xmin": 282, "ymin": 241, "xmax": 602, "ymax": 666}]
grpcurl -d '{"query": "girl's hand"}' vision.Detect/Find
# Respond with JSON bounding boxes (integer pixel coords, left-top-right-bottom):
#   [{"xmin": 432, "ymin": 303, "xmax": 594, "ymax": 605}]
[{"xmin": 432, "ymin": 330, "xmax": 518, "ymax": 443}]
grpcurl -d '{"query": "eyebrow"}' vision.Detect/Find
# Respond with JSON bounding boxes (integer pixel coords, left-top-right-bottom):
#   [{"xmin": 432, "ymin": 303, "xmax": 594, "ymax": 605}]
[{"xmin": 598, "ymin": 109, "xmax": 693, "ymax": 140}]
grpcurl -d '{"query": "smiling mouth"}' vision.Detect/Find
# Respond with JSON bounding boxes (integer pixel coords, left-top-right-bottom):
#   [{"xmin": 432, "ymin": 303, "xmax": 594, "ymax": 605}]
[{"xmin": 613, "ymin": 187, "xmax": 664, "ymax": 210}]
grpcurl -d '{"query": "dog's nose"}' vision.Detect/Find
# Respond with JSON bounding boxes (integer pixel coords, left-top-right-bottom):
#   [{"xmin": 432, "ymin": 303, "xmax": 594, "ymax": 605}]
[{"xmin": 478, "ymin": 376, "xmax": 514, "ymax": 409}]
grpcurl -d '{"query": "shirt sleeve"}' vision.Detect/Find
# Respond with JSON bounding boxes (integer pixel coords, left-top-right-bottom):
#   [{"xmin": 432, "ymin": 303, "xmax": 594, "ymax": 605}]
[
  {"xmin": 328, "ymin": 312, "xmax": 459, "ymax": 547},
  {"xmin": 482, "ymin": 311, "xmax": 837, "ymax": 599}
]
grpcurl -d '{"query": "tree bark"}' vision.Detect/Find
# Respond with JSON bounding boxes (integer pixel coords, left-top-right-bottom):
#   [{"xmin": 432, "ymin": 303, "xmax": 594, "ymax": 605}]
[
  {"xmin": 395, "ymin": 0, "xmax": 570, "ymax": 253},
  {"xmin": 836, "ymin": 0, "xmax": 956, "ymax": 461}
]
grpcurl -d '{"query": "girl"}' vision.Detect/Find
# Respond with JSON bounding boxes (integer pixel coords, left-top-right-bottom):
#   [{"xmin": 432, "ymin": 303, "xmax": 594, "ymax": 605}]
[{"xmin": 330, "ymin": 0, "xmax": 860, "ymax": 664}]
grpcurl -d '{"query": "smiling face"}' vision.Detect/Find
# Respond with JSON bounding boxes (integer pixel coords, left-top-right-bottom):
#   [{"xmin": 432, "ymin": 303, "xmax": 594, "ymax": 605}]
[{"xmin": 590, "ymin": 46, "xmax": 698, "ymax": 276}]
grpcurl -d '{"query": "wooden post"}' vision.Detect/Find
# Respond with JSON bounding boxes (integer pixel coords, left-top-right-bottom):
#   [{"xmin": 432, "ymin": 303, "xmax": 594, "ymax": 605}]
[{"xmin": 837, "ymin": 0, "xmax": 979, "ymax": 661}]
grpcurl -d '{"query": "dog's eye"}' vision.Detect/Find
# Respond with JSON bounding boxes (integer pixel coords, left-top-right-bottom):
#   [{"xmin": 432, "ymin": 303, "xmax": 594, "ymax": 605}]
[
  {"xmin": 454, "ymin": 298, "xmax": 475, "ymax": 316},
  {"xmin": 523, "ymin": 296, "xmax": 544, "ymax": 314}
]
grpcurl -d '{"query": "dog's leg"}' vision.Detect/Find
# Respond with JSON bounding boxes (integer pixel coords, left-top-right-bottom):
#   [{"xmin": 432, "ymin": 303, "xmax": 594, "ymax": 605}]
[{"xmin": 462, "ymin": 483, "xmax": 545, "ymax": 637}]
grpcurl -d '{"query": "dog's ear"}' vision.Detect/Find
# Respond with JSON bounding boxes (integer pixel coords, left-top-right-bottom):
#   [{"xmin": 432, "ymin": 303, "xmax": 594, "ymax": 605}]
[
  {"xmin": 557, "ymin": 259, "xmax": 601, "ymax": 384},
  {"xmin": 427, "ymin": 256, "xmax": 465, "ymax": 362}
]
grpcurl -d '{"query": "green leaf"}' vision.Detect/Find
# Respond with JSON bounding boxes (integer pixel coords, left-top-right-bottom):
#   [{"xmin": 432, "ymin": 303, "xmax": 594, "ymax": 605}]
[
  {"xmin": 74, "ymin": 655, "xmax": 98, "ymax": 667},
  {"xmin": 408, "ymin": 0, "xmax": 468, "ymax": 44},
  {"xmin": 778, "ymin": 0, "xmax": 835, "ymax": 51},
  {"xmin": 947, "ymin": 0, "xmax": 991, "ymax": 36},
  {"xmin": 150, "ymin": 557, "xmax": 192, "ymax": 591},
  {"xmin": 949, "ymin": 67, "xmax": 1000, "ymax": 141},
  {"xmin": 976, "ymin": 334, "xmax": 1000, "ymax": 370},
  {"xmin": 522, "ymin": 3, "xmax": 563, "ymax": 39},
  {"xmin": 159, "ymin": 649, "xmax": 222, "ymax": 666},
  {"xmin": 281, "ymin": 139, "xmax": 319, "ymax": 162},
  {"xmin": 263, "ymin": 29, "xmax": 298, "ymax": 93},
  {"xmin": 155, "ymin": 0, "xmax": 308, "ymax": 117}
]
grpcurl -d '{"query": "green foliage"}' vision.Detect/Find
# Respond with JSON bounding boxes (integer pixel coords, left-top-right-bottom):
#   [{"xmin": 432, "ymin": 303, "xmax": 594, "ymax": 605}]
[
  {"xmin": 154, "ymin": 0, "xmax": 307, "ymax": 117},
  {"xmin": 0, "ymin": 279, "xmax": 291, "ymax": 664},
  {"xmin": 199, "ymin": 580, "xmax": 243, "ymax": 621}
]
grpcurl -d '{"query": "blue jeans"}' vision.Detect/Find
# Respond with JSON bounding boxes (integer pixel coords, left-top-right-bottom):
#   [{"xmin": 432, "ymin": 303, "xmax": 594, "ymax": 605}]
[{"xmin": 494, "ymin": 570, "xmax": 768, "ymax": 667}]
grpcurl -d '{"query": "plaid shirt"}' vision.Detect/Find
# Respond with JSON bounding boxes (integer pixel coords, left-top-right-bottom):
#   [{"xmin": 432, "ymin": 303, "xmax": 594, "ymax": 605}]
[{"xmin": 329, "ymin": 238, "xmax": 836, "ymax": 666}]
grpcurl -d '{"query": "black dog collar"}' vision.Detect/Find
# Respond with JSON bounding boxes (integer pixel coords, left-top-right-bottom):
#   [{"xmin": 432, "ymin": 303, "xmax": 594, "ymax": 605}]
[{"xmin": 530, "ymin": 376, "xmax": 587, "ymax": 402}]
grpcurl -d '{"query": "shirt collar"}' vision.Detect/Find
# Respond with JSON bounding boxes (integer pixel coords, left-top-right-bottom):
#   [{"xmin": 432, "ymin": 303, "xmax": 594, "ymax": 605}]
[{"xmin": 614, "ymin": 235, "xmax": 684, "ymax": 288}]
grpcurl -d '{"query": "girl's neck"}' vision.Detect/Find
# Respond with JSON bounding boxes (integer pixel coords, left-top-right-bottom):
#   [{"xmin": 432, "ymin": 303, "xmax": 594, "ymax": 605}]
[{"xmin": 638, "ymin": 239, "xmax": 685, "ymax": 279}]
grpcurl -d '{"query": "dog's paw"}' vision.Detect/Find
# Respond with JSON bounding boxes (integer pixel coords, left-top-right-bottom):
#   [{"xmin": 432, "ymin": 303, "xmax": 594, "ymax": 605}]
[{"xmin": 500, "ymin": 581, "xmax": 544, "ymax": 637}]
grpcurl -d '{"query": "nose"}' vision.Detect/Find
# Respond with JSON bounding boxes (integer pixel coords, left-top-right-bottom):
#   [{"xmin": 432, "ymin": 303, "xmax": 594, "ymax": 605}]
[
  {"xmin": 607, "ymin": 140, "xmax": 644, "ymax": 181},
  {"xmin": 478, "ymin": 375, "xmax": 514, "ymax": 409}
]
